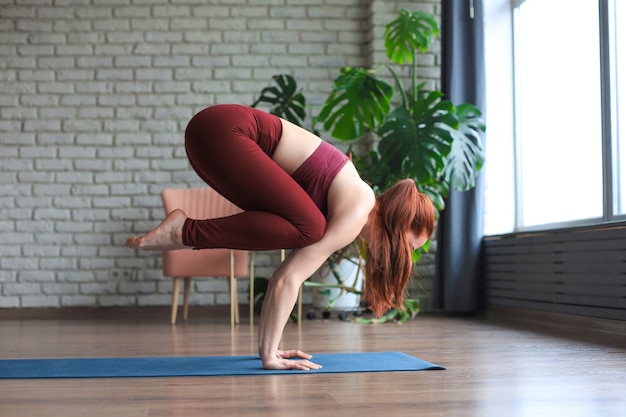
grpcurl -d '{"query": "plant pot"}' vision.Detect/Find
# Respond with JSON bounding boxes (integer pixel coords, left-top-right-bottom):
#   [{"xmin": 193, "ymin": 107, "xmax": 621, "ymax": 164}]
[{"xmin": 311, "ymin": 257, "xmax": 363, "ymax": 310}]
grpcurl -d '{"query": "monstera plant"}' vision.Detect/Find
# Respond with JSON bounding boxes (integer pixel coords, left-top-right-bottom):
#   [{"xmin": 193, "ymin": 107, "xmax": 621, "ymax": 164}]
[
  {"xmin": 252, "ymin": 10, "xmax": 484, "ymax": 211},
  {"xmin": 316, "ymin": 9, "xmax": 485, "ymax": 211},
  {"xmin": 250, "ymin": 9, "xmax": 485, "ymax": 323}
]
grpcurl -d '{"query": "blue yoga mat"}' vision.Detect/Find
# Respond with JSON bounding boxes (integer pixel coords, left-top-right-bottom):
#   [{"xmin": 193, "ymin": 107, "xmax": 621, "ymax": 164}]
[{"xmin": 0, "ymin": 351, "xmax": 444, "ymax": 379}]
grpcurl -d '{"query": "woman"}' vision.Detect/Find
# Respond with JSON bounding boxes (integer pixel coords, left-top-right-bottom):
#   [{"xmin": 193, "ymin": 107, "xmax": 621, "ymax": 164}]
[{"xmin": 126, "ymin": 104, "xmax": 435, "ymax": 371}]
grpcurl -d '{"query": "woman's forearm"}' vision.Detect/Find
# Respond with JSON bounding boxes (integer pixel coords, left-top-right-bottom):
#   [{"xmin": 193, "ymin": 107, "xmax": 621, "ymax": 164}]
[
  {"xmin": 257, "ymin": 246, "xmax": 332, "ymax": 368},
  {"xmin": 258, "ymin": 274, "xmax": 302, "ymax": 364}
]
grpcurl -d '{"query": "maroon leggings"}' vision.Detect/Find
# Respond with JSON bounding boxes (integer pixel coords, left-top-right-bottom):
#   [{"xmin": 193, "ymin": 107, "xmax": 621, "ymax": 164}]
[{"xmin": 182, "ymin": 104, "xmax": 326, "ymax": 251}]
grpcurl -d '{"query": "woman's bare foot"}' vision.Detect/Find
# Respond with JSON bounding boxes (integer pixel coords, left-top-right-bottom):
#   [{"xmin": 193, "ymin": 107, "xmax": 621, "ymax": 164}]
[{"xmin": 125, "ymin": 209, "xmax": 189, "ymax": 251}]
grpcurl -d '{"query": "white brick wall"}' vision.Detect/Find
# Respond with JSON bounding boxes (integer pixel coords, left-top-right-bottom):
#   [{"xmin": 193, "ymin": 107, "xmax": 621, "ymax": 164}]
[{"xmin": 0, "ymin": 0, "xmax": 440, "ymax": 310}]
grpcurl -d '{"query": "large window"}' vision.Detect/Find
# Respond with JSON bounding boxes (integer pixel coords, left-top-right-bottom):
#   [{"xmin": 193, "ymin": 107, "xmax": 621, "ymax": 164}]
[
  {"xmin": 484, "ymin": 0, "xmax": 624, "ymax": 234},
  {"xmin": 611, "ymin": 0, "xmax": 626, "ymax": 214}
]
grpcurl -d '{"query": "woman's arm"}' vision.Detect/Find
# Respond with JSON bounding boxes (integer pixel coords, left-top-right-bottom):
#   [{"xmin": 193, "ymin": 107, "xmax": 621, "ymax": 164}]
[
  {"xmin": 257, "ymin": 245, "xmax": 332, "ymax": 370},
  {"xmin": 258, "ymin": 176, "xmax": 375, "ymax": 370}
]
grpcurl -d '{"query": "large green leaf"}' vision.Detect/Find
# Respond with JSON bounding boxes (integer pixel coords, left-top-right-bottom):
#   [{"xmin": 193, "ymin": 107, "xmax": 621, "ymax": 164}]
[
  {"xmin": 385, "ymin": 9, "xmax": 439, "ymax": 64},
  {"xmin": 251, "ymin": 74, "xmax": 306, "ymax": 126},
  {"xmin": 443, "ymin": 103, "xmax": 486, "ymax": 191},
  {"xmin": 419, "ymin": 181, "xmax": 450, "ymax": 212},
  {"xmin": 373, "ymin": 92, "xmax": 455, "ymax": 187},
  {"xmin": 377, "ymin": 107, "xmax": 435, "ymax": 185},
  {"xmin": 317, "ymin": 67, "xmax": 393, "ymax": 141}
]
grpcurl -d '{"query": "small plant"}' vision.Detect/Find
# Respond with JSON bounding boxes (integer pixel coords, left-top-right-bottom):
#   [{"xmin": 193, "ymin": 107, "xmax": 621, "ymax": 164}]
[
  {"xmin": 251, "ymin": 276, "xmax": 269, "ymax": 315},
  {"xmin": 251, "ymin": 74, "xmax": 307, "ymax": 127}
]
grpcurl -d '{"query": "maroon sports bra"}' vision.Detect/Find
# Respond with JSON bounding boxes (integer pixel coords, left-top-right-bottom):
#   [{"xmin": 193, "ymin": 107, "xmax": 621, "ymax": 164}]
[{"xmin": 290, "ymin": 141, "xmax": 349, "ymax": 217}]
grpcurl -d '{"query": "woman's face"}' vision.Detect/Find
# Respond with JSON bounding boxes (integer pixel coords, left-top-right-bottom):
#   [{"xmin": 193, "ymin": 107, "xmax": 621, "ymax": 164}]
[{"xmin": 408, "ymin": 229, "xmax": 430, "ymax": 251}]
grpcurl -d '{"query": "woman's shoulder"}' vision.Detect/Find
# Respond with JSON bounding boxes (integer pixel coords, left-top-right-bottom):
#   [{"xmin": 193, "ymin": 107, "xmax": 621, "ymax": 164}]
[
  {"xmin": 322, "ymin": 170, "xmax": 374, "ymax": 248},
  {"xmin": 328, "ymin": 165, "xmax": 375, "ymax": 217}
]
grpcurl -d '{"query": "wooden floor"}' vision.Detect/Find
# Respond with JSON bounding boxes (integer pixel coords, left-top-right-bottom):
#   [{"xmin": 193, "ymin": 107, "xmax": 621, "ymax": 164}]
[{"xmin": 0, "ymin": 306, "xmax": 624, "ymax": 417}]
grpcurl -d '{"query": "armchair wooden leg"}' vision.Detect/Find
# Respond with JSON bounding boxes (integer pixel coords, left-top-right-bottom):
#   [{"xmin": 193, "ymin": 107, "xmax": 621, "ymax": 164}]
[
  {"xmin": 249, "ymin": 252, "xmax": 255, "ymax": 326},
  {"xmin": 171, "ymin": 278, "xmax": 181, "ymax": 325},
  {"xmin": 233, "ymin": 277, "xmax": 240, "ymax": 325},
  {"xmin": 183, "ymin": 277, "xmax": 191, "ymax": 321},
  {"xmin": 229, "ymin": 250, "xmax": 239, "ymax": 328}
]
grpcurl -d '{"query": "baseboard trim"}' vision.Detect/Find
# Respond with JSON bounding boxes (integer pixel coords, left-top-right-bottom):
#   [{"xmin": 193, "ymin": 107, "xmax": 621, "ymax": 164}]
[{"xmin": 487, "ymin": 305, "xmax": 626, "ymax": 336}]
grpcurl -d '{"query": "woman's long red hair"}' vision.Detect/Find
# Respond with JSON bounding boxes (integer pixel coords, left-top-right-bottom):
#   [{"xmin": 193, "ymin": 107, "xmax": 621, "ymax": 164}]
[{"xmin": 362, "ymin": 179, "xmax": 435, "ymax": 317}]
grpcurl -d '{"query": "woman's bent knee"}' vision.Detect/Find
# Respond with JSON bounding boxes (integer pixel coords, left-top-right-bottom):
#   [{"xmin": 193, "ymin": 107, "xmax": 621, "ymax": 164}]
[{"xmin": 297, "ymin": 216, "xmax": 326, "ymax": 247}]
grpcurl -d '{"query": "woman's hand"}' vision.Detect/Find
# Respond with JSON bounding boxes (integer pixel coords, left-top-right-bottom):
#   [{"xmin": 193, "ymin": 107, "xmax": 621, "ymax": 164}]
[{"xmin": 262, "ymin": 349, "xmax": 322, "ymax": 371}]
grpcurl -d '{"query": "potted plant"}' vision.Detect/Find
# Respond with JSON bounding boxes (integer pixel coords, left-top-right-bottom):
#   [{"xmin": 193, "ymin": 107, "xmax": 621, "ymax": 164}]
[
  {"xmin": 307, "ymin": 241, "xmax": 364, "ymax": 314},
  {"xmin": 250, "ymin": 9, "xmax": 485, "ymax": 323},
  {"xmin": 315, "ymin": 9, "xmax": 485, "ymax": 211}
]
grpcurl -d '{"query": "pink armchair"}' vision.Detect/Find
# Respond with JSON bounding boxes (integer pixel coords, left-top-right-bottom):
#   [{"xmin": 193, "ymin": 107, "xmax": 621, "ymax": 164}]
[
  {"xmin": 161, "ymin": 187, "xmax": 253, "ymax": 327},
  {"xmin": 161, "ymin": 187, "xmax": 303, "ymax": 327}
]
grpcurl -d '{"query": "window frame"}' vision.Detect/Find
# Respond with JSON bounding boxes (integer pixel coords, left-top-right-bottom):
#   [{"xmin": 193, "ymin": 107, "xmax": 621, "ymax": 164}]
[{"xmin": 493, "ymin": 0, "xmax": 626, "ymax": 234}]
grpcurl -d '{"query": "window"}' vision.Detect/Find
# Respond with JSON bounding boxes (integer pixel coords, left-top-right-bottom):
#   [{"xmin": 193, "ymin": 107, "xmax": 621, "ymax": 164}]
[
  {"xmin": 611, "ymin": 0, "xmax": 625, "ymax": 214},
  {"xmin": 484, "ymin": 0, "xmax": 624, "ymax": 234}
]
